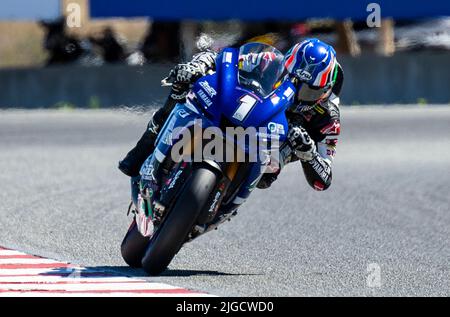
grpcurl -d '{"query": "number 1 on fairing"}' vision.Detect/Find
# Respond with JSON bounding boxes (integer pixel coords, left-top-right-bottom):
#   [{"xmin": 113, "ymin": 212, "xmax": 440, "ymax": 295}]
[{"xmin": 232, "ymin": 95, "xmax": 257, "ymax": 121}]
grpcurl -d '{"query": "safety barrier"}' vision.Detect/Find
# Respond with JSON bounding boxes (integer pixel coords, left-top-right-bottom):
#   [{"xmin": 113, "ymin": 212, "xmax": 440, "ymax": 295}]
[{"xmin": 1, "ymin": 52, "xmax": 449, "ymax": 108}]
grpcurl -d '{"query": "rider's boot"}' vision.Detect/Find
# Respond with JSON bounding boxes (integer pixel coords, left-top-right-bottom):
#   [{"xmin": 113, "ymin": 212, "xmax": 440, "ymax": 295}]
[{"xmin": 118, "ymin": 118, "xmax": 160, "ymax": 177}]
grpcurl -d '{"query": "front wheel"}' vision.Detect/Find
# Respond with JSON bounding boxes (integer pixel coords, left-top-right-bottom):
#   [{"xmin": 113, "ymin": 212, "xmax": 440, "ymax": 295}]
[
  {"xmin": 120, "ymin": 217, "xmax": 150, "ymax": 268},
  {"xmin": 141, "ymin": 167, "xmax": 217, "ymax": 275}
]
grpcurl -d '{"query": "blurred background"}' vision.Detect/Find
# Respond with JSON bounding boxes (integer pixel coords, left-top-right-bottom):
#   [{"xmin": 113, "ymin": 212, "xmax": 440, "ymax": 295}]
[{"xmin": 1, "ymin": 0, "xmax": 450, "ymax": 107}]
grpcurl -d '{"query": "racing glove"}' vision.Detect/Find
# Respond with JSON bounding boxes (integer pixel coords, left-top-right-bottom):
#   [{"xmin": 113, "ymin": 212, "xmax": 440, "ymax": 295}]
[
  {"xmin": 191, "ymin": 50, "xmax": 217, "ymax": 72},
  {"xmin": 286, "ymin": 126, "xmax": 317, "ymax": 162},
  {"xmin": 169, "ymin": 51, "xmax": 217, "ymax": 85},
  {"xmin": 169, "ymin": 63, "xmax": 204, "ymax": 85}
]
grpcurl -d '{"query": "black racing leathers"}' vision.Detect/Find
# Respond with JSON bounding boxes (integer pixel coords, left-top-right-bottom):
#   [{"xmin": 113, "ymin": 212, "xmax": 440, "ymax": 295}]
[
  {"xmin": 286, "ymin": 92, "xmax": 341, "ymax": 191},
  {"xmin": 152, "ymin": 83, "xmax": 189, "ymax": 129}
]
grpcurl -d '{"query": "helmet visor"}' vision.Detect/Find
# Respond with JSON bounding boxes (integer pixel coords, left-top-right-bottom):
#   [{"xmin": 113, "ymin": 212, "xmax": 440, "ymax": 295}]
[{"xmin": 297, "ymin": 82, "xmax": 331, "ymax": 102}]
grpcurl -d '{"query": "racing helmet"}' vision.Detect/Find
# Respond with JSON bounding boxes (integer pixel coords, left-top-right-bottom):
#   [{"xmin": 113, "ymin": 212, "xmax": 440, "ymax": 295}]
[{"xmin": 284, "ymin": 38, "xmax": 338, "ymax": 104}]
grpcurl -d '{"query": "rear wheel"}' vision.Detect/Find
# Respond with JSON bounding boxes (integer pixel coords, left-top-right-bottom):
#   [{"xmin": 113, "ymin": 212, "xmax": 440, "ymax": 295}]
[
  {"xmin": 141, "ymin": 168, "xmax": 217, "ymax": 275},
  {"xmin": 120, "ymin": 218, "xmax": 150, "ymax": 268}
]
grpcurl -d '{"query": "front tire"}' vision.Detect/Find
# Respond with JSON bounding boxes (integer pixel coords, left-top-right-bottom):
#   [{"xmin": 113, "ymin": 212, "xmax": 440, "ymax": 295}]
[
  {"xmin": 141, "ymin": 168, "xmax": 217, "ymax": 275},
  {"xmin": 120, "ymin": 218, "xmax": 150, "ymax": 268}
]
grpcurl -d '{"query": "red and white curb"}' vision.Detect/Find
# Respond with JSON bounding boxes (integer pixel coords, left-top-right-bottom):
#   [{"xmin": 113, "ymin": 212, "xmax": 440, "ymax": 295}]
[{"xmin": 0, "ymin": 247, "xmax": 212, "ymax": 297}]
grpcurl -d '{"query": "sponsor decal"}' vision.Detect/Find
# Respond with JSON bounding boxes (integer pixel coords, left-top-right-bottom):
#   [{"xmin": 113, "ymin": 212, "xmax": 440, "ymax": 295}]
[
  {"xmin": 296, "ymin": 69, "xmax": 312, "ymax": 81},
  {"xmin": 141, "ymin": 162, "xmax": 156, "ymax": 181},
  {"xmin": 168, "ymin": 170, "xmax": 183, "ymax": 190},
  {"xmin": 208, "ymin": 191, "xmax": 222, "ymax": 213},
  {"xmin": 267, "ymin": 122, "xmax": 285, "ymax": 135},
  {"xmin": 197, "ymin": 90, "xmax": 213, "ymax": 107},
  {"xmin": 283, "ymin": 87, "xmax": 294, "ymax": 99},
  {"xmin": 314, "ymin": 104, "xmax": 325, "ymax": 115},
  {"xmin": 162, "ymin": 132, "xmax": 173, "ymax": 146},
  {"xmin": 298, "ymin": 104, "xmax": 316, "ymax": 112},
  {"xmin": 223, "ymin": 52, "xmax": 233, "ymax": 63},
  {"xmin": 177, "ymin": 109, "xmax": 190, "ymax": 118},
  {"xmin": 309, "ymin": 158, "xmax": 331, "ymax": 183},
  {"xmin": 326, "ymin": 148, "xmax": 336, "ymax": 157},
  {"xmin": 199, "ymin": 81, "xmax": 217, "ymax": 97},
  {"xmin": 320, "ymin": 121, "xmax": 341, "ymax": 135}
]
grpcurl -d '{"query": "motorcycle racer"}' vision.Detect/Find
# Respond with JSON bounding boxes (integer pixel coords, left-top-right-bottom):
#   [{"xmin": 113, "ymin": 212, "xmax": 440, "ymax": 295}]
[{"xmin": 119, "ymin": 38, "xmax": 343, "ymax": 191}]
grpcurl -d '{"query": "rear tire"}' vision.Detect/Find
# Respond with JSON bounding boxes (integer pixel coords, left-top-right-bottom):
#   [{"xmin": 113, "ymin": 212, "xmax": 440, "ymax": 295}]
[
  {"xmin": 120, "ymin": 218, "xmax": 150, "ymax": 268},
  {"xmin": 141, "ymin": 168, "xmax": 217, "ymax": 275}
]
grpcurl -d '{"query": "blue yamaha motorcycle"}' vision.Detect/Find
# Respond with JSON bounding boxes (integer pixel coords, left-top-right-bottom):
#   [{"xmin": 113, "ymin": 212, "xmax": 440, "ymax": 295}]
[{"xmin": 121, "ymin": 43, "xmax": 297, "ymax": 275}]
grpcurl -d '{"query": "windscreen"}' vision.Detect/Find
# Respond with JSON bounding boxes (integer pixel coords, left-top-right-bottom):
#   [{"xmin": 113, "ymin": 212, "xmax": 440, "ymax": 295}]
[{"xmin": 238, "ymin": 43, "xmax": 285, "ymax": 97}]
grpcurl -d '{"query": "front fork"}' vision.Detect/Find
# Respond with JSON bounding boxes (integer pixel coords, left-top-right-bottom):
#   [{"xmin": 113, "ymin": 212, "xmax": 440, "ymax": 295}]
[
  {"xmin": 130, "ymin": 176, "xmax": 140, "ymax": 208},
  {"xmin": 129, "ymin": 175, "xmax": 156, "ymax": 237}
]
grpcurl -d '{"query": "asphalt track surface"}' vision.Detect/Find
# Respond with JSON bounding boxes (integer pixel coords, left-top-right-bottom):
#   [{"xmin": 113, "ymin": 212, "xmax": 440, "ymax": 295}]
[{"xmin": 0, "ymin": 106, "xmax": 449, "ymax": 296}]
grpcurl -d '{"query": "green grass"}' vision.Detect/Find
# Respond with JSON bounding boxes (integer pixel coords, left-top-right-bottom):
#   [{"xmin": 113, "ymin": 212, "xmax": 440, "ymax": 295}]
[
  {"xmin": 54, "ymin": 101, "xmax": 76, "ymax": 110},
  {"xmin": 417, "ymin": 98, "xmax": 428, "ymax": 105},
  {"xmin": 88, "ymin": 96, "xmax": 101, "ymax": 109}
]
